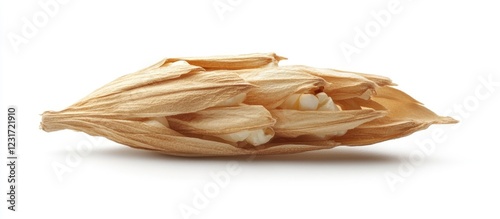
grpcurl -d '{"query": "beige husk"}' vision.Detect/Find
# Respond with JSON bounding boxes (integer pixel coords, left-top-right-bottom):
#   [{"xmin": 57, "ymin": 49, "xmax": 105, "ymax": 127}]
[{"xmin": 40, "ymin": 53, "xmax": 457, "ymax": 157}]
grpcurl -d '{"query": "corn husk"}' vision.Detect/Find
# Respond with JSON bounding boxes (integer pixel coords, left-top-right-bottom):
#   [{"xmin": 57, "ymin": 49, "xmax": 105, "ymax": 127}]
[
  {"xmin": 167, "ymin": 105, "xmax": 275, "ymax": 136},
  {"xmin": 231, "ymin": 67, "xmax": 328, "ymax": 109},
  {"xmin": 334, "ymin": 86, "xmax": 457, "ymax": 145},
  {"xmin": 40, "ymin": 53, "xmax": 457, "ymax": 157},
  {"xmin": 271, "ymin": 109, "xmax": 386, "ymax": 139}
]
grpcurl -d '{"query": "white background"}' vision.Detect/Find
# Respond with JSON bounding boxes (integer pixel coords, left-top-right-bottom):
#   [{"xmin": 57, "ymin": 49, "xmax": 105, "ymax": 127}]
[{"xmin": 1, "ymin": 0, "xmax": 499, "ymax": 218}]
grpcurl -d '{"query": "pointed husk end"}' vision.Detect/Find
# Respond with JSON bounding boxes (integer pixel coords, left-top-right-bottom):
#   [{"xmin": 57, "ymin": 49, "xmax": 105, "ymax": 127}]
[
  {"xmin": 435, "ymin": 116, "xmax": 459, "ymax": 124},
  {"xmin": 40, "ymin": 111, "xmax": 64, "ymax": 132}
]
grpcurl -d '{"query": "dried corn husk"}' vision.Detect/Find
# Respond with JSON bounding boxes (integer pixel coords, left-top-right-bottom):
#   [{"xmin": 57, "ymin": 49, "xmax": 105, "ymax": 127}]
[
  {"xmin": 230, "ymin": 67, "xmax": 328, "ymax": 109},
  {"xmin": 334, "ymin": 86, "xmax": 457, "ymax": 145},
  {"xmin": 40, "ymin": 53, "xmax": 457, "ymax": 157},
  {"xmin": 270, "ymin": 109, "xmax": 386, "ymax": 139}
]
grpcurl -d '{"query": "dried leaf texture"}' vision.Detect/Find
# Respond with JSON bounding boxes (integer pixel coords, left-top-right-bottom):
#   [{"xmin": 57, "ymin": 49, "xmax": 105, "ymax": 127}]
[
  {"xmin": 41, "ymin": 53, "xmax": 456, "ymax": 157},
  {"xmin": 233, "ymin": 67, "xmax": 328, "ymax": 109},
  {"xmin": 271, "ymin": 109, "xmax": 386, "ymax": 138},
  {"xmin": 334, "ymin": 86, "xmax": 457, "ymax": 146},
  {"xmin": 164, "ymin": 53, "xmax": 285, "ymax": 70},
  {"xmin": 68, "ymin": 61, "xmax": 254, "ymax": 117},
  {"xmin": 167, "ymin": 105, "xmax": 275, "ymax": 135}
]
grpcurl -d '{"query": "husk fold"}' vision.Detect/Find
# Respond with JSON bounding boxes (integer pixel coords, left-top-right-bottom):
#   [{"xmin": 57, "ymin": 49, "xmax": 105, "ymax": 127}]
[{"xmin": 41, "ymin": 53, "xmax": 457, "ymax": 157}]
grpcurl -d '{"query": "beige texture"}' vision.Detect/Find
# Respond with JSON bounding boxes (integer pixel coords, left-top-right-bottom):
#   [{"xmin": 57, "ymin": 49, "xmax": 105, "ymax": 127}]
[{"xmin": 41, "ymin": 53, "xmax": 457, "ymax": 157}]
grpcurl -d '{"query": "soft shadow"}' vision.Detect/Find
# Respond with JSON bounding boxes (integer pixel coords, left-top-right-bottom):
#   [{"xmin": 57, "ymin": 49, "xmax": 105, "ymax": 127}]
[
  {"xmin": 91, "ymin": 146, "xmax": 401, "ymax": 164},
  {"xmin": 253, "ymin": 149, "xmax": 399, "ymax": 163}
]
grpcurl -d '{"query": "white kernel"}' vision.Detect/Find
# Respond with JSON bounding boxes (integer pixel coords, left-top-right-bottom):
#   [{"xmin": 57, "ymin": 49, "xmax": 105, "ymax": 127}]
[
  {"xmin": 317, "ymin": 98, "xmax": 334, "ymax": 111},
  {"xmin": 217, "ymin": 130, "xmax": 250, "ymax": 142},
  {"xmin": 316, "ymin": 92, "xmax": 330, "ymax": 105},
  {"xmin": 298, "ymin": 94, "xmax": 319, "ymax": 111},
  {"xmin": 245, "ymin": 129, "xmax": 274, "ymax": 146}
]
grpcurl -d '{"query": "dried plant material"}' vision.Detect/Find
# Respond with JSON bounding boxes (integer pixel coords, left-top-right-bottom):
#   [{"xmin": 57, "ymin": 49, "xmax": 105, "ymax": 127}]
[
  {"xmin": 69, "ymin": 61, "xmax": 254, "ymax": 117},
  {"xmin": 164, "ymin": 53, "xmax": 285, "ymax": 70},
  {"xmin": 335, "ymin": 86, "xmax": 457, "ymax": 146},
  {"xmin": 282, "ymin": 65, "xmax": 383, "ymax": 101},
  {"xmin": 167, "ymin": 105, "xmax": 276, "ymax": 147},
  {"xmin": 231, "ymin": 67, "xmax": 328, "ymax": 109},
  {"xmin": 40, "ymin": 53, "xmax": 457, "ymax": 157},
  {"xmin": 270, "ymin": 109, "xmax": 386, "ymax": 139}
]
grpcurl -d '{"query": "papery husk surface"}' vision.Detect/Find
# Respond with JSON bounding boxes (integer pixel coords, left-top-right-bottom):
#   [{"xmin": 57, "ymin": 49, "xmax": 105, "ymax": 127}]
[{"xmin": 41, "ymin": 53, "xmax": 457, "ymax": 157}]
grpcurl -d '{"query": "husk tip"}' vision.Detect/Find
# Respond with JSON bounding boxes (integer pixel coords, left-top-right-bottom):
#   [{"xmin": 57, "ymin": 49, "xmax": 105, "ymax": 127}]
[
  {"xmin": 438, "ymin": 116, "xmax": 459, "ymax": 124},
  {"xmin": 40, "ymin": 111, "xmax": 61, "ymax": 132}
]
